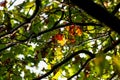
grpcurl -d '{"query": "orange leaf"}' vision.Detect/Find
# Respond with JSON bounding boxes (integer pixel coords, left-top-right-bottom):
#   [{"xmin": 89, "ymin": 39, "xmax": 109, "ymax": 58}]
[
  {"xmin": 69, "ymin": 28, "xmax": 75, "ymax": 36},
  {"xmin": 55, "ymin": 34, "xmax": 63, "ymax": 41},
  {"xmin": 85, "ymin": 71, "xmax": 90, "ymax": 78},
  {"xmin": 76, "ymin": 27, "xmax": 82, "ymax": 36},
  {"xmin": 65, "ymin": 26, "xmax": 70, "ymax": 31}
]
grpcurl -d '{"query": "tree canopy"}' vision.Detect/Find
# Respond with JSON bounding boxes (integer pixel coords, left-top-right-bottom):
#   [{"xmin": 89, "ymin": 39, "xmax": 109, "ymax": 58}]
[{"xmin": 0, "ymin": 0, "xmax": 120, "ymax": 80}]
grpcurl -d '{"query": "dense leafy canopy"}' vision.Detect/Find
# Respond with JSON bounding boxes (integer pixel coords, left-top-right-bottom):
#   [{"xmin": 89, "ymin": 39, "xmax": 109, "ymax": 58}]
[{"xmin": 0, "ymin": 0, "xmax": 120, "ymax": 80}]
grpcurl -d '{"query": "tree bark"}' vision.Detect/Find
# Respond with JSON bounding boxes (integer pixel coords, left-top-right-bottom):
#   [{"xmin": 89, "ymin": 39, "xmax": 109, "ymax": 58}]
[{"xmin": 70, "ymin": 0, "xmax": 120, "ymax": 35}]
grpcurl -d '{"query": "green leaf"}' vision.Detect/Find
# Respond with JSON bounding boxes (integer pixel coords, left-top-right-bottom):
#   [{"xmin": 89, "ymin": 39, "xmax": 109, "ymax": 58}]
[{"xmin": 24, "ymin": 1, "xmax": 34, "ymax": 9}]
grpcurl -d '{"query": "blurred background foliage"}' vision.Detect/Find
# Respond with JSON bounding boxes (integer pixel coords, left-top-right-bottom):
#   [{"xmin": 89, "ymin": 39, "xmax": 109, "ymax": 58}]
[{"xmin": 0, "ymin": 0, "xmax": 120, "ymax": 80}]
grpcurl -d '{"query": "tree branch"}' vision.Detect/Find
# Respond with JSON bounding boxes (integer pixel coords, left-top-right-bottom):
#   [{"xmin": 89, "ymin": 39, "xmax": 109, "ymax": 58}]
[
  {"xmin": 52, "ymin": 11, "xmax": 65, "ymax": 28},
  {"xmin": 0, "ymin": 0, "xmax": 41, "ymax": 38},
  {"xmin": 70, "ymin": 0, "xmax": 120, "ymax": 35},
  {"xmin": 33, "ymin": 50, "xmax": 95, "ymax": 80},
  {"xmin": 34, "ymin": 22, "xmax": 102, "ymax": 38},
  {"xmin": 0, "ymin": 22, "xmax": 102, "ymax": 52},
  {"xmin": 108, "ymin": 72, "xmax": 117, "ymax": 80},
  {"xmin": 104, "ymin": 39, "xmax": 120, "ymax": 53},
  {"xmin": 68, "ymin": 57, "xmax": 93, "ymax": 80},
  {"xmin": 68, "ymin": 39, "xmax": 120, "ymax": 79},
  {"xmin": 0, "ymin": 43, "xmax": 16, "ymax": 53},
  {"xmin": 112, "ymin": 3, "xmax": 120, "ymax": 15},
  {"xmin": 0, "ymin": 33, "xmax": 33, "ymax": 53}
]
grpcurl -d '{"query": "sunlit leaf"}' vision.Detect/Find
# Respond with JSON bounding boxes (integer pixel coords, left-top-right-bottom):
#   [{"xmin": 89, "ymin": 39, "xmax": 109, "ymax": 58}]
[
  {"xmin": 24, "ymin": 1, "xmax": 34, "ymax": 9},
  {"xmin": 54, "ymin": 47, "xmax": 63, "ymax": 60},
  {"xmin": 52, "ymin": 69, "xmax": 62, "ymax": 79},
  {"xmin": 57, "ymin": 37, "xmax": 67, "ymax": 46},
  {"xmin": 87, "ymin": 26, "xmax": 95, "ymax": 33},
  {"xmin": 44, "ymin": 5, "xmax": 53, "ymax": 12},
  {"xmin": 75, "ymin": 26, "xmax": 82, "ymax": 36},
  {"xmin": 0, "ymin": 0, "xmax": 119, "ymax": 79},
  {"xmin": 47, "ymin": 64, "xmax": 52, "ymax": 70},
  {"xmin": 102, "ymin": 74, "xmax": 110, "ymax": 79},
  {"xmin": 112, "ymin": 54, "xmax": 120, "ymax": 74}
]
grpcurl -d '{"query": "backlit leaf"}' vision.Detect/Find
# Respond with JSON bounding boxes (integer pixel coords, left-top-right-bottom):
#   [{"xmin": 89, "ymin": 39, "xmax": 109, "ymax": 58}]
[
  {"xmin": 87, "ymin": 26, "xmax": 95, "ymax": 33},
  {"xmin": 57, "ymin": 37, "xmax": 67, "ymax": 46},
  {"xmin": 112, "ymin": 55, "xmax": 120, "ymax": 73},
  {"xmin": 52, "ymin": 69, "xmax": 62, "ymax": 79}
]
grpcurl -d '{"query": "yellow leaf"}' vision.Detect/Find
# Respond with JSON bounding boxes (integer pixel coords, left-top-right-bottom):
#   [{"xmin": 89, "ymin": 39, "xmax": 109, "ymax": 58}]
[
  {"xmin": 68, "ymin": 68, "xmax": 74, "ymax": 76},
  {"xmin": 87, "ymin": 26, "xmax": 95, "ymax": 33},
  {"xmin": 24, "ymin": 1, "xmax": 34, "ymax": 9},
  {"xmin": 57, "ymin": 37, "xmax": 67, "ymax": 46},
  {"xmin": 54, "ymin": 47, "xmax": 63, "ymax": 60},
  {"xmin": 52, "ymin": 69, "xmax": 62, "ymax": 79},
  {"xmin": 47, "ymin": 64, "xmax": 51, "ymax": 70},
  {"xmin": 45, "ymin": 58, "xmax": 48, "ymax": 63},
  {"xmin": 102, "ymin": 74, "xmax": 110, "ymax": 79},
  {"xmin": 51, "ymin": 59, "xmax": 56, "ymax": 64},
  {"xmin": 44, "ymin": 5, "xmax": 53, "ymax": 12},
  {"xmin": 112, "ymin": 55, "xmax": 120, "ymax": 68},
  {"xmin": 112, "ymin": 55, "xmax": 120, "ymax": 75}
]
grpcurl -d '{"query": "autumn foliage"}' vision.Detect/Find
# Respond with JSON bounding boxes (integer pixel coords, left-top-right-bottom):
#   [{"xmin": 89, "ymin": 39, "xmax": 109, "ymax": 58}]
[
  {"xmin": 66, "ymin": 25, "xmax": 82, "ymax": 36},
  {"xmin": 0, "ymin": 0, "xmax": 120, "ymax": 80}
]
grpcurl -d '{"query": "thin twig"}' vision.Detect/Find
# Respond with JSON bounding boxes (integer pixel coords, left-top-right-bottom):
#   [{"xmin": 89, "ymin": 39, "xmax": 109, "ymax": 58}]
[
  {"xmin": 0, "ymin": 22, "xmax": 102, "ymax": 52},
  {"xmin": 0, "ymin": 0, "xmax": 41, "ymax": 38}
]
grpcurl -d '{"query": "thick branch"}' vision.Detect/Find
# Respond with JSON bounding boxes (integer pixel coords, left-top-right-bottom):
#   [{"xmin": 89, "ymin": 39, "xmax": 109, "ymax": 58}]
[
  {"xmin": 33, "ymin": 50, "xmax": 95, "ymax": 80},
  {"xmin": 112, "ymin": 3, "xmax": 120, "ymax": 15},
  {"xmin": 70, "ymin": 0, "xmax": 120, "ymax": 35}
]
